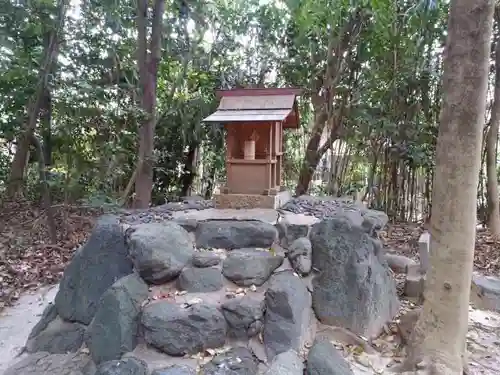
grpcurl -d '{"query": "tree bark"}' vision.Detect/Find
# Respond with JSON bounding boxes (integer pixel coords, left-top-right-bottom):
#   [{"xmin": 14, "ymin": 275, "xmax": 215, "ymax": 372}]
[
  {"xmin": 179, "ymin": 142, "xmax": 199, "ymax": 197},
  {"xmin": 6, "ymin": 0, "xmax": 68, "ymax": 197},
  {"xmin": 133, "ymin": 0, "xmax": 166, "ymax": 208},
  {"xmin": 401, "ymin": 0, "xmax": 494, "ymax": 373},
  {"xmin": 486, "ymin": 12, "xmax": 500, "ymax": 237}
]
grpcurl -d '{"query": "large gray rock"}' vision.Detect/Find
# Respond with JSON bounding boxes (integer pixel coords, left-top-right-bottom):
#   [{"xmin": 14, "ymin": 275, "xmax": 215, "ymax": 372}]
[
  {"xmin": 26, "ymin": 315, "xmax": 86, "ymax": 354},
  {"xmin": 4, "ymin": 352, "xmax": 96, "ymax": 375},
  {"xmin": 221, "ymin": 296, "xmax": 265, "ymax": 339},
  {"xmin": 264, "ymin": 350, "xmax": 304, "ymax": 375},
  {"xmin": 287, "ymin": 237, "xmax": 312, "ymax": 276},
  {"xmin": 195, "ymin": 220, "xmax": 278, "ymax": 250},
  {"xmin": 263, "ymin": 271, "xmax": 311, "ymax": 360},
  {"xmin": 177, "ymin": 266, "xmax": 223, "ymax": 292},
  {"xmin": 222, "ymin": 249, "xmax": 283, "ymax": 286},
  {"xmin": 142, "ymin": 301, "xmax": 226, "ymax": 356},
  {"xmin": 126, "ymin": 222, "xmax": 194, "ymax": 284},
  {"xmin": 152, "ymin": 366, "xmax": 196, "ymax": 375},
  {"xmin": 95, "ymin": 358, "xmax": 148, "ymax": 375},
  {"xmin": 306, "ymin": 338, "xmax": 353, "ymax": 375},
  {"xmin": 201, "ymin": 347, "xmax": 258, "ymax": 375},
  {"xmin": 85, "ymin": 273, "xmax": 149, "ymax": 364},
  {"xmin": 310, "ymin": 218, "xmax": 399, "ymax": 338},
  {"xmin": 55, "ymin": 216, "xmax": 134, "ymax": 324}
]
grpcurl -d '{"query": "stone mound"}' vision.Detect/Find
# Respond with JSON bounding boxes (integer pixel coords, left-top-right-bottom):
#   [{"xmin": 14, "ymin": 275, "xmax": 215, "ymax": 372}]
[{"xmin": 6, "ymin": 197, "xmax": 398, "ymax": 375}]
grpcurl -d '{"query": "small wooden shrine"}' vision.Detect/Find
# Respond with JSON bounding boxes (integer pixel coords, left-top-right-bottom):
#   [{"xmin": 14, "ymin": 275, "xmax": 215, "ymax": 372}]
[{"xmin": 203, "ymin": 87, "xmax": 301, "ymax": 209}]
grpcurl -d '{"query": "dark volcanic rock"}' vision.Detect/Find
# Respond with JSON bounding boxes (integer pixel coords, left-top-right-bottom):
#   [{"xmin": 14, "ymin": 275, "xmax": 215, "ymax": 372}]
[
  {"xmin": 26, "ymin": 315, "xmax": 85, "ymax": 354},
  {"xmin": 263, "ymin": 271, "xmax": 311, "ymax": 360},
  {"xmin": 55, "ymin": 215, "xmax": 134, "ymax": 324},
  {"xmin": 95, "ymin": 358, "xmax": 148, "ymax": 375},
  {"xmin": 3, "ymin": 352, "xmax": 96, "ymax": 375},
  {"xmin": 264, "ymin": 350, "xmax": 304, "ymax": 375},
  {"xmin": 222, "ymin": 248, "xmax": 283, "ymax": 286},
  {"xmin": 141, "ymin": 301, "xmax": 227, "ymax": 356},
  {"xmin": 310, "ymin": 217, "xmax": 399, "ymax": 338},
  {"xmin": 152, "ymin": 365, "xmax": 197, "ymax": 375},
  {"xmin": 195, "ymin": 220, "xmax": 278, "ymax": 250},
  {"xmin": 201, "ymin": 347, "xmax": 258, "ymax": 375},
  {"xmin": 85, "ymin": 273, "xmax": 149, "ymax": 364},
  {"xmin": 27, "ymin": 303, "xmax": 58, "ymax": 339},
  {"xmin": 306, "ymin": 338, "xmax": 353, "ymax": 375},
  {"xmin": 126, "ymin": 222, "xmax": 194, "ymax": 284},
  {"xmin": 221, "ymin": 296, "xmax": 265, "ymax": 338},
  {"xmin": 287, "ymin": 237, "xmax": 312, "ymax": 276},
  {"xmin": 281, "ymin": 196, "xmax": 388, "ymax": 235},
  {"xmin": 275, "ymin": 221, "xmax": 309, "ymax": 248},
  {"xmin": 192, "ymin": 252, "xmax": 221, "ymax": 268},
  {"xmin": 177, "ymin": 266, "xmax": 224, "ymax": 292}
]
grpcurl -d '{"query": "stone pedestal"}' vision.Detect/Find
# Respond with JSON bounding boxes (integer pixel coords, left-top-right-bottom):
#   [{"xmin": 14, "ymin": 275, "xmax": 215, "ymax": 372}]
[{"xmin": 213, "ymin": 190, "xmax": 291, "ymax": 209}]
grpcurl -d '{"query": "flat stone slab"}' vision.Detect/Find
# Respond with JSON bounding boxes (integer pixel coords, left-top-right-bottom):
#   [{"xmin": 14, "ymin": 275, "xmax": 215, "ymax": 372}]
[
  {"xmin": 172, "ymin": 209, "xmax": 320, "ymax": 227},
  {"xmin": 471, "ymin": 273, "xmax": 500, "ymax": 312}
]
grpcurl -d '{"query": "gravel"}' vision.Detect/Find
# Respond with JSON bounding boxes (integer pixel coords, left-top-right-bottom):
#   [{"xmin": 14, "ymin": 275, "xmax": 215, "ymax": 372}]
[
  {"xmin": 117, "ymin": 199, "xmax": 214, "ymax": 225},
  {"xmin": 280, "ymin": 195, "xmax": 362, "ymax": 219}
]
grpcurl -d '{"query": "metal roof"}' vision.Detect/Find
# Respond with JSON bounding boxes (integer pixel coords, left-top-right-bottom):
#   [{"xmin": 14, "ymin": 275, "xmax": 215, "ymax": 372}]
[
  {"xmin": 202, "ymin": 88, "xmax": 301, "ymax": 128},
  {"xmin": 203, "ymin": 109, "xmax": 291, "ymax": 123}
]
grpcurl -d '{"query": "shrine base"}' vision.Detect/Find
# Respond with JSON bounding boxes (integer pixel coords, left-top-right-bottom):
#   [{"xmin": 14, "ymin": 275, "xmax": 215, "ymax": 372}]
[{"xmin": 213, "ymin": 190, "xmax": 292, "ymax": 209}]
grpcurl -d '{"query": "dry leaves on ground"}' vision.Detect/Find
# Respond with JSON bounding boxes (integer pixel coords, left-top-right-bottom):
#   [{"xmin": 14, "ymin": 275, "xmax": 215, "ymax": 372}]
[
  {"xmin": 382, "ymin": 221, "xmax": 500, "ymax": 276},
  {"xmin": 0, "ymin": 198, "xmax": 100, "ymax": 310}
]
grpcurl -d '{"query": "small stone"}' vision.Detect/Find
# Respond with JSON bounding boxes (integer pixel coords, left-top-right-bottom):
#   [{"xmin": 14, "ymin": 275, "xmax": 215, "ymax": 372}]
[
  {"xmin": 200, "ymin": 347, "xmax": 258, "ymax": 375},
  {"xmin": 95, "ymin": 357, "xmax": 148, "ymax": 375},
  {"xmin": 152, "ymin": 365, "xmax": 196, "ymax": 375},
  {"xmin": 404, "ymin": 264, "xmax": 426, "ymax": 299},
  {"xmin": 141, "ymin": 301, "xmax": 226, "ymax": 356},
  {"xmin": 222, "ymin": 248, "xmax": 283, "ymax": 286},
  {"xmin": 126, "ymin": 222, "xmax": 194, "ymax": 284},
  {"xmin": 177, "ymin": 267, "xmax": 223, "ymax": 293},
  {"xmin": 264, "ymin": 350, "xmax": 304, "ymax": 375},
  {"xmin": 192, "ymin": 252, "xmax": 221, "ymax": 268},
  {"xmin": 250, "ymin": 285, "xmax": 257, "ymax": 292},
  {"xmin": 384, "ymin": 253, "xmax": 417, "ymax": 274},
  {"xmin": 306, "ymin": 338, "xmax": 354, "ymax": 375},
  {"xmin": 287, "ymin": 237, "xmax": 312, "ymax": 276},
  {"xmin": 222, "ymin": 296, "xmax": 265, "ymax": 339}
]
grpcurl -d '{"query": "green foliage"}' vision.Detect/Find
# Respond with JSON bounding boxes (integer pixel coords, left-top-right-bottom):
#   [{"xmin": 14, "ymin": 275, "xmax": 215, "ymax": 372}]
[{"xmin": 0, "ymin": 0, "xmax": 450, "ymax": 214}]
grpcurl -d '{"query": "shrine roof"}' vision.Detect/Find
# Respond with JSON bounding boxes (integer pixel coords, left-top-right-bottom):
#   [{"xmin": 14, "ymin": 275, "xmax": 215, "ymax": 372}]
[{"xmin": 202, "ymin": 87, "xmax": 301, "ymax": 128}]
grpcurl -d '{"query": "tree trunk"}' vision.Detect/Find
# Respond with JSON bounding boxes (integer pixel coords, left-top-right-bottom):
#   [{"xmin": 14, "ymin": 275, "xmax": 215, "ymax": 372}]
[
  {"xmin": 180, "ymin": 142, "xmax": 198, "ymax": 197},
  {"xmin": 133, "ymin": 0, "xmax": 166, "ymax": 208},
  {"xmin": 402, "ymin": 0, "xmax": 494, "ymax": 373},
  {"xmin": 486, "ymin": 15, "xmax": 500, "ymax": 237},
  {"xmin": 6, "ymin": 0, "xmax": 67, "ymax": 198}
]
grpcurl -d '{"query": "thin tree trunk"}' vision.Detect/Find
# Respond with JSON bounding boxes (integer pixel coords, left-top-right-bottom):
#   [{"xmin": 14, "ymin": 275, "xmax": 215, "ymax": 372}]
[
  {"xmin": 180, "ymin": 142, "xmax": 199, "ymax": 197},
  {"xmin": 29, "ymin": 133, "xmax": 57, "ymax": 244},
  {"xmin": 6, "ymin": 0, "xmax": 68, "ymax": 197},
  {"xmin": 486, "ymin": 14, "xmax": 500, "ymax": 236},
  {"xmin": 401, "ymin": 0, "xmax": 494, "ymax": 373},
  {"xmin": 133, "ymin": 0, "xmax": 166, "ymax": 208}
]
